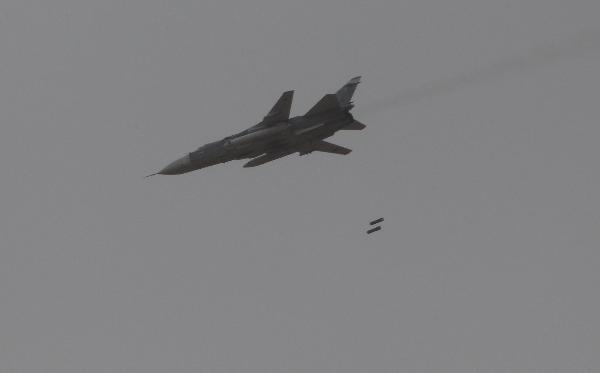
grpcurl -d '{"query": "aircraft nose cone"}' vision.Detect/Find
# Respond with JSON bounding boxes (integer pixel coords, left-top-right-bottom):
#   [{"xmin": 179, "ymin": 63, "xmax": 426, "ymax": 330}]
[{"xmin": 159, "ymin": 154, "xmax": 192, "ymax": 175}]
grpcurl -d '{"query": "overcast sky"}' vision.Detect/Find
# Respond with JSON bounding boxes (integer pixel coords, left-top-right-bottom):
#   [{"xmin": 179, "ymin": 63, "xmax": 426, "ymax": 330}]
[{"xmin": 1, "ymin": 1, "xmax": 600, "ymax": 372}]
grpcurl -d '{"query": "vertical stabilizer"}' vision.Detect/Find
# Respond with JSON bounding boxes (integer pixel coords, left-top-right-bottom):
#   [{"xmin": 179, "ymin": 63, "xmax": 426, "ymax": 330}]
[{"xmin": 335, "ymin": 76, "xmax": 361, "ymax": 109}]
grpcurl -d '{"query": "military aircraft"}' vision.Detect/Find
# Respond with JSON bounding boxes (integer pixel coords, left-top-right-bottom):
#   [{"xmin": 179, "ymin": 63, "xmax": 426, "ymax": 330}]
[{"xmin": 147, "ymin": 76, "xmax": 365, "ymax": 176}]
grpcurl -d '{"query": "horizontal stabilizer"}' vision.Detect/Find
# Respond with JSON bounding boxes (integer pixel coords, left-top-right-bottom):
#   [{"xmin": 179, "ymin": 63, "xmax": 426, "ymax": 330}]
[
  {"xmin": 310, "ymin": 140, "xmax": 352, "ymax": 155},
  {"xmin": 304, "ymin": 94, "xmax": 341, "ymax": 117},
  {"xmin": 341, "ymin": 120, "xmax": 366, "ymax": 130},
  {"xmin": 243, "ymin": 150, "xmax": 294, "ymax": 168}
]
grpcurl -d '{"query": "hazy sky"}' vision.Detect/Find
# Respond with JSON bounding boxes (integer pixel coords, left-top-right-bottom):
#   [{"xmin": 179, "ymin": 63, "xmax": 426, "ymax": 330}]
[{"xmin": 1, "ymin": 1, "xmax": 599, "ymax": 372}]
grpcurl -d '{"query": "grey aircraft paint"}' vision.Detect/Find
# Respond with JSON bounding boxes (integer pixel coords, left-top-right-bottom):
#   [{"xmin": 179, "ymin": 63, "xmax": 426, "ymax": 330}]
[{"xmin": 149, "ymin": 76, "xmax": 365, "ymax": 176}]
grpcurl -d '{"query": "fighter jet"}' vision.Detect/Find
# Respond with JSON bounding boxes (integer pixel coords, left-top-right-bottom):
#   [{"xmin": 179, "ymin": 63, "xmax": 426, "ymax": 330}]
[{"xmin": 147, "ymin": 76, "xmax": 365, "ymax": 176}]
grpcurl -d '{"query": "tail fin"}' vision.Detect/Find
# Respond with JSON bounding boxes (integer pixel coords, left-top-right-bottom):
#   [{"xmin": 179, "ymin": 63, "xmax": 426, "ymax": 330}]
[
  {"xmin": 304, "ymin": 76, "xmax": 362, "ymax": 117},
  {"xmin": 335, "ymin": 76, "xmax": 361, "ymax": 109}
]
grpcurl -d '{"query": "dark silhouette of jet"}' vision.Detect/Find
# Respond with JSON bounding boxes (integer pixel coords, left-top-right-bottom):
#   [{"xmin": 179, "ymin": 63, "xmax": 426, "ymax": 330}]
[{"xmin": 148, "ymin": 77, "xmax": 365, "ymax": 176}]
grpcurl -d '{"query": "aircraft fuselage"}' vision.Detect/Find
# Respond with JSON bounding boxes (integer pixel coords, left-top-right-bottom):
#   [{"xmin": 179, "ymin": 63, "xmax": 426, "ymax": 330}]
[
  {"xmin": 151, "ymin": 76, "xmax": 365, "ymax": 176},
  {"xmin": 159, "ymin": 111, "xmax": 355, "ymax": 175}
]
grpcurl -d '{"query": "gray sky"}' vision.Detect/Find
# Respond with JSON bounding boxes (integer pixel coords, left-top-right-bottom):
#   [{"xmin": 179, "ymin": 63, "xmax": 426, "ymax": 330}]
[{"xmin": 1, "ymin": 1, "xmax": 599, "ymax": 372}]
